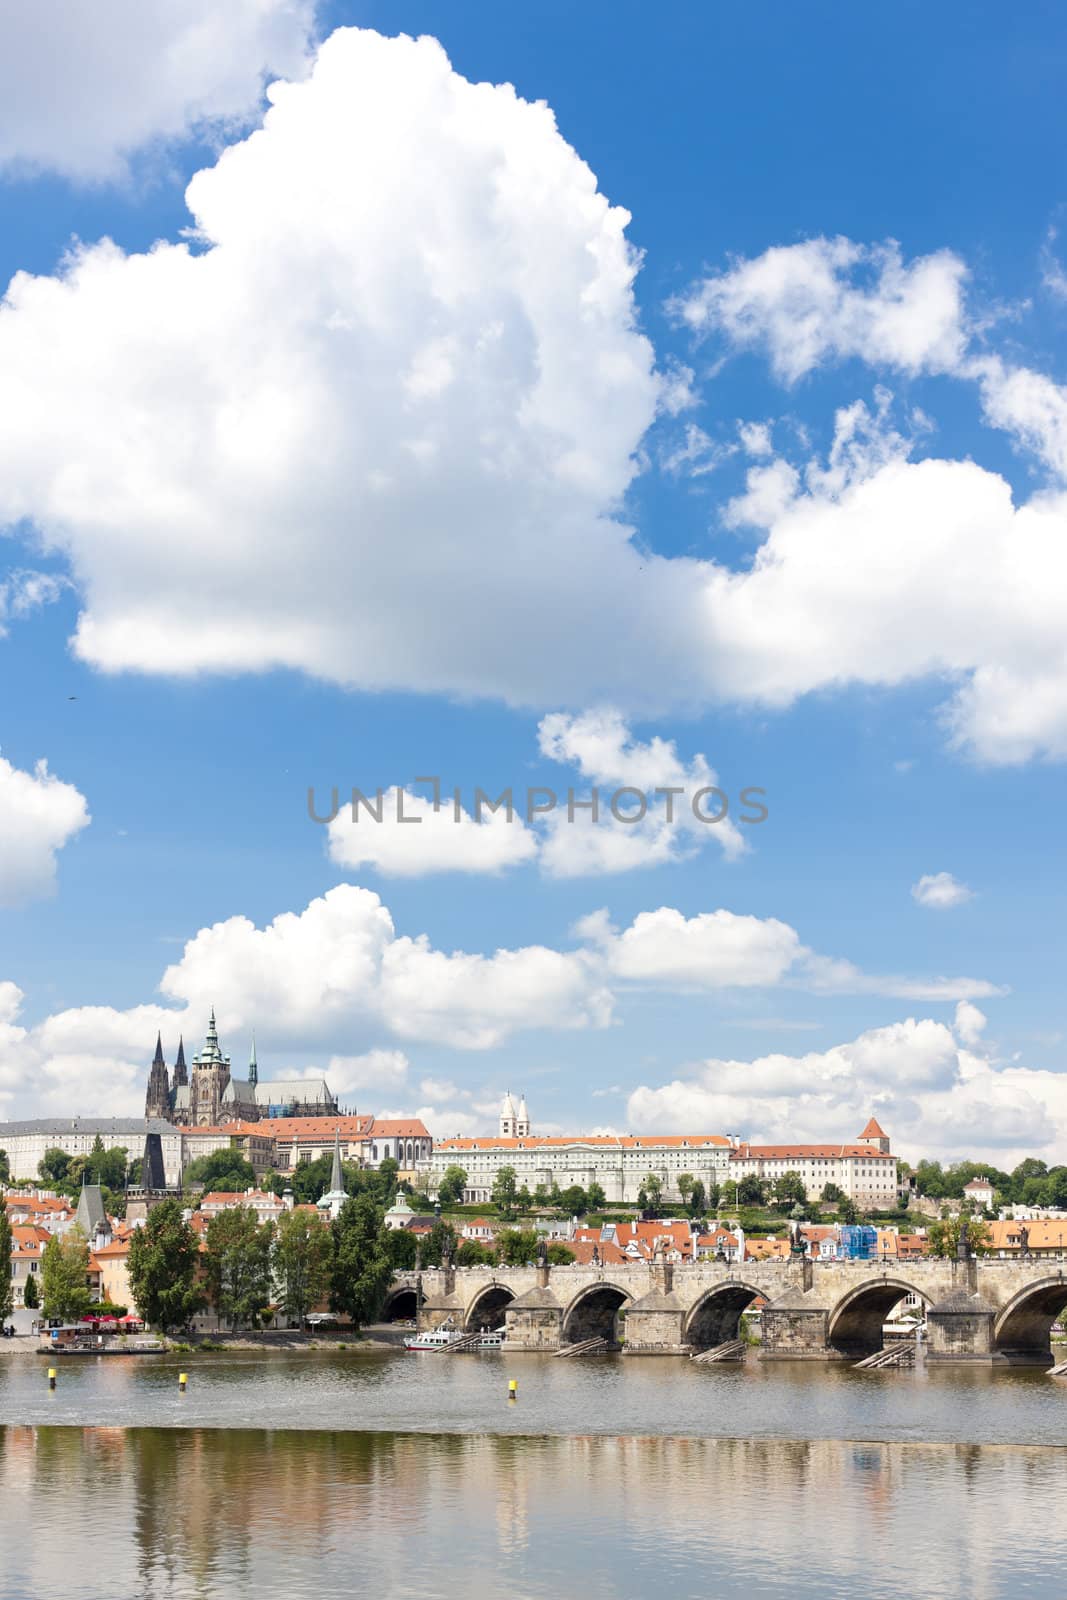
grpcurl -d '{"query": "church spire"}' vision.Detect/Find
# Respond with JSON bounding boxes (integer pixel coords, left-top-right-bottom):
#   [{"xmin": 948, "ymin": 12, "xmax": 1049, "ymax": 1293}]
[
  {"xmin": 152, "ymin": 1031, "xmax": 165, "ymax": 1068},
  {"xmin": 248, "ymin": 1032, "xmax": 258, "ymax": 1088},
  {"xmin": 145, "ymin": 1032, "xmax": 171, "ymax": 1121},
  {"xmin": 172, "ymin": 1035, "xmax": 188, "ymax": 1089}
]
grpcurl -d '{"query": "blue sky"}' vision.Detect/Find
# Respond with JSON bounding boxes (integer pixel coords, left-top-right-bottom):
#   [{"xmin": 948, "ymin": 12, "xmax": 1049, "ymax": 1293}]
[{"xmin": 0, "ymin": 1, "xmax": 1065, "ymax": 1163}]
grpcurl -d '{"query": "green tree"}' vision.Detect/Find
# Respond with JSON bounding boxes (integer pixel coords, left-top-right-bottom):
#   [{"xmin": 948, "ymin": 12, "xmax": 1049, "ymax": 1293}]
[
  {"xmin": 586, "ymin": 1181, "xmax": 607, "ymax": 1212},
  {"xmin": 927, "ymin": 1215, "xmax": 992, "ymax": 1258},
  {"xmin": 546, "ymin": 1243, "xmax": 576, "ymax": 1265},
  {"xmin": 420, "ymin": 1219, "xmax": 457, "ymax": 1267},
  {"xmin": 677, "ymin": 1174, "xmax": 695, "ymax": 1208},
  {"xmin": 273, "ymin": 1209, "xmax": 334, "ymax": 1328},
  {"xmin": 184, "ymin": 1149, "xmax": 257, "ymax": 1192},
  {"xmin": 23, "ymin": 1272, "xmax": 39, "ymax": 1311},
  {"xmin": 640, "ymin": 1175, "xmax": 663, "ymax": 1216},
  {"xmin": 0, "ymin": 1148, "xmax": 10, "ymax": 1183},
  {"xmin": 821, "ymin": 1182, "xmax": 844, "ymax": 1204},
  {"xmin": 330, "ymin": 1194, "xmax": 392, "ymax": 1328},
  {"xmin": 492, "ymin": 1165, "xmax": 519, "ymax": 1221},
  {"xmin": 517, "ymin": 1184, "xmax": 532, "ymax": 1212},
  {"xmin": 774, "ymin": 1171, "xmax": 807, "ymax": 1211},
  {"xmin": 41, "ymin": 1228, "xmax": 92, "ymax": 1322},
  {"xmin": 456, "ymin": 1239, "xmax": 496, "ymax": 1266},
  {"xmin": 706, "ymin": 1180, "xmax": 721, "ymax": 1212},
  {"xmin": 377, "ymin": 1157, "xmax": 399, "ymax": 1199},
  {"xmin": 719, "ymin": 1179, "xmax": 737, "ymax": 1210},
  {"xmin": 688, "ymin": 1179, "xmax": 707, "ymax": 1218},
  {"xmin": 203, "ymin": 1207, "xmax": 274, "ymax": 1330},
  {"xmin": 384, "ymin": 1227, "xmax": 418, "ymax": 1269},
  {"xmin": 84, "ymin": 1135, "xmax": 129, "ymax": 1191},
  {"xmin": 839, "ymin": 1198, "xmax": 858, "ymax": 1225},
  {"xmin": 37, "ymin": 1147, "xmax": 71, "ymax": 1187},
  {"xmin": 737, "ymin": 1175, "xmax": 766, "ymax": 1207},
  {"xmin": 436, "ymin": 1165, "xmax": 468, "ymax": 1206},
  {"xmin": 127, "ymin": 1197, "xmax": 204, "ymax": 1333},
  {"xmin": 560, "ymin": 1185, "xmax": 588, "ymax": 1217},
  {"xmin": 496, "ymin": 1228, "xmax": 540, "ymax": 1266},
  {"xmin": 0, "ymin": 1207, "xmax": 12, "ymax": 1324}
]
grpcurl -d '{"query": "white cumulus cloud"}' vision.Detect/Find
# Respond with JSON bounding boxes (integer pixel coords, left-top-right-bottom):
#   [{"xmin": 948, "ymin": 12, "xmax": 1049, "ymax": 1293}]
[
  {"xmin": 0, "ymin": 0, "xmax": 315, "ymax": 180},
  {"xmin": 0, "ymin": 753, "xmax": 90, "ymax": 906},
  {"xmin": 911, "ymin": 871, "xmax": 974, "ymax": 910},
  {"xmin": 626, "ymin": 1008, "xmax": 1067, "ymax": 1165}
]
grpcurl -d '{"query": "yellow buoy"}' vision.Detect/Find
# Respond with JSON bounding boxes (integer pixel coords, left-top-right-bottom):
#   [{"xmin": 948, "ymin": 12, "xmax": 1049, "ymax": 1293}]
[
  {"xmin": 508, "ymin": 1378, "xmax": 518, "ymax": 1397},
  {"xmin": 178, "ymin": 1372, "xmax": 188, "ymax": 1392},
  {"xmin": 48, "ymin": 1367, "xmax": 57, "ymax": 1390}
]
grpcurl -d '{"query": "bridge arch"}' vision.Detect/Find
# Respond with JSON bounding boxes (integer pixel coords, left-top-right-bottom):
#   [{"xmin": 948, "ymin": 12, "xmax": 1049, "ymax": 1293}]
[
  {"xmin": 561, "ymin": 1282, "xmax": 632, "ymax": 1346},
  {"xmin": 684, "ymin": 1282, "xmax": 768, "ymax": 1350},
  {"xmin": 993, "ymin": 1277, "xmax": 1067, "ymax": 1363},
  {"xmin": 382, "ymin": 1283, "xmax": 423, "ymax": 1321},
  {"xmin": 464, "ymin": 1281, "xmax": 516, "ymax": 1332},
  {"xmin": 827, "ymin": 1278, "xmax": 928, "ymax": 1357}
]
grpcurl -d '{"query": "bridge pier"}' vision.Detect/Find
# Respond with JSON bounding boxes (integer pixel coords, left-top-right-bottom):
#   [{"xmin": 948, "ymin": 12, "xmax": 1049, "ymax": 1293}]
[{"xmin": 925, "ymin": 1291, "xmax": 997, "ymax": 1363}]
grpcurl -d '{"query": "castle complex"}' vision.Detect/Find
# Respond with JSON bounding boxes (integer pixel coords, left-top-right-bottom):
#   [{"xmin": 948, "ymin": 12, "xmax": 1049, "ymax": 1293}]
[{"xmin": 144, "ymin": 1011, "xmax": 338, "ymax": 1127}]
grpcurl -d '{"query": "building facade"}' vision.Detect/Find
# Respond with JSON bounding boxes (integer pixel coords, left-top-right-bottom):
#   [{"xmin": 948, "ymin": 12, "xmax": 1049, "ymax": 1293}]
[
  {"xmin": 727, "ymin": 1119, "xmax": 899, "ymax": 1207},
  {"xmin": 428, "ymin": 1129, "xmax": 735, "ymax": 1205},
  {"xmin": 0, "ymin": 1118, "xmax": 183, "ymax": 1187}
]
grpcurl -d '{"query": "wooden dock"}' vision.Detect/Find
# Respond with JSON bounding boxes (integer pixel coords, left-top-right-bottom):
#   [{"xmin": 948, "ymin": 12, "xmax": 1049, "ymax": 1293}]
[
  {"xmin": 853, "ymin": 1342, "xmax": 916, "ymax": 1370},
  {"xmin": 690, "ymin": 1339, "xmax": 747, "ymax": 1364}
]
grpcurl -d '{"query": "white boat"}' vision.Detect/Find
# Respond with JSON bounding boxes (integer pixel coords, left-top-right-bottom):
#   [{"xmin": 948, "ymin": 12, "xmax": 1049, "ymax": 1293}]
[
  {"xmin": 478, "ymin": 1328, "xmax": 505, "ymax": 1348},
  {"xmin": 404, "ymin": 1322, "xmax": 465, "ymax": 1351}
]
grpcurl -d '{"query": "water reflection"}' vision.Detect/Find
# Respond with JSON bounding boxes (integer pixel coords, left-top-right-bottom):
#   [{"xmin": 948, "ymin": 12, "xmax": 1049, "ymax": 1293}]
[{"xmin": 0, "ymin": 1426, "xmax": 1064, "ymax": 1600}]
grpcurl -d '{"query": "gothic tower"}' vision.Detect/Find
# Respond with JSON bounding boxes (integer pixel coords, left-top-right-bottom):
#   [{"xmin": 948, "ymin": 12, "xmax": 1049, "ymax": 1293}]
[
  {"xmin": 248, "ymin": 1034, "xmax": 258, "ymax": 1089},
  {"xmin": 190, "ymin": 1009, "xmax": 232, "ymax": 1127},
  {"xmin": 499, "ymin": 1090, "xmax": 517, "ymax": 1138},
  {"xmin": 515, "ymin": 1094, "xmax": 530, "ymax": 1138},
  {"xmin": 145, "ymin": 1033, "xmax": 171, "ymax": 1120},
  {"xmin": 172, "ymin": 1035, "xmax": 188, "ymax": 1090}
]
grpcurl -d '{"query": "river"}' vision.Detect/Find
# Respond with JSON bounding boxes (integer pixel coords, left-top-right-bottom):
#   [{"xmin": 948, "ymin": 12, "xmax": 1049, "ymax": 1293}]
[{"xmin": 1, "ymin": 1350, "xmax": 1064, "ymax": 1598}]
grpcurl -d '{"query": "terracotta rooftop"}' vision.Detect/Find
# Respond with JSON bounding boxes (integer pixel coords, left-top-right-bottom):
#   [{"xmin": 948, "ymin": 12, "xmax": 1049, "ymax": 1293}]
[
  {"xmin": 435, "ymin": 1134, "xmax": 731, "ymax": 1151},
  {"xmin": 859, "ymin": 1117, "xmax": 888, "ymax": 1138}
]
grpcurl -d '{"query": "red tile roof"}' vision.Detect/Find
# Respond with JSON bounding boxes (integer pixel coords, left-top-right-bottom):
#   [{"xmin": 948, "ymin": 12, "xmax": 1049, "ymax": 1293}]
[
  {"xmin": 730, "ymin": 1143, "xmax": 894, "ymax": 1160},
  {"xmin": 435, "ymin": 1134, "xmax": 730, "ymax": 1151},
  {"xmin": 859, "ymin": 1117, "xmax": 888, "ymax": 1138}
]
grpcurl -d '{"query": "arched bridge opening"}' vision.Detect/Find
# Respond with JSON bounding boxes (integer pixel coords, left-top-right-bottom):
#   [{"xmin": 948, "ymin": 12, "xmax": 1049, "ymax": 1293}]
[
  {"xmin": 828, "ymin": 1280, "xmax": 927, "ymax": 1359},
  {"xmin": 464, "ymin": 1284, "xmax": 515, "ymax": 1332},
  {"xmin": 994, "ymin": 1280, "xmax": 1067, "ymax": 1365},
  {"xmin": 562, "ymin": 1285, "xmax": 630, "ymax": 1347},
  {"xmin": 382, "ymin": 1286, "xmax": 422, "ymax": 1322},
  {"xmin": 685, "ymin": 1284, "xmax": 765, "ymax": 1350}
]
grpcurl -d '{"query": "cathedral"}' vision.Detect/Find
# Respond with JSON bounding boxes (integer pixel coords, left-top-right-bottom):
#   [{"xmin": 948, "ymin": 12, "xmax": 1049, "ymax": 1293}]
[{"xmin": 145, "ymin": 1011, "xmax": 338, "ymax": 1127}]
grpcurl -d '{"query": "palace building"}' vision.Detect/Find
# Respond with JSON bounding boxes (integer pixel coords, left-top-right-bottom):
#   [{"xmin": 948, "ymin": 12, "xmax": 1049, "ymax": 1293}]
[{"xmin": 427, "ymin": 1100, "xmax": 899, "ymax": 1208}]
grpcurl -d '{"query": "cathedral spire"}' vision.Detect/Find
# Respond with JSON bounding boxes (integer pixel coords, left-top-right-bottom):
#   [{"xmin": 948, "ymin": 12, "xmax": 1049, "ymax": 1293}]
[
  {"xmin": 152, "ymin": 1031, "xmax": 165, "ymax": 1068},
  {"xmin": 248, "ymin": 1032, "xmax": 258, "ymax": 1088},
  {"xmin": 330, "ymin": 1126, "xmax": 344, "ymax": 1196},
  {"xmin": 145, "ymin": 1031, "xmax": 171, "ymax": 1121},
  {"xmin": 172, "ymin": 1035, "xmax": 188, "ymax": 1089}
]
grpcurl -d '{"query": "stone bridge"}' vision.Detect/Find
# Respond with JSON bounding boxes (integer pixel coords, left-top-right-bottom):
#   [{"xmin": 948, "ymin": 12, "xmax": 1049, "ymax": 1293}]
[{"xmin": 384, "ymin": 1256, "xmax": 1067, "ymax": 1364}]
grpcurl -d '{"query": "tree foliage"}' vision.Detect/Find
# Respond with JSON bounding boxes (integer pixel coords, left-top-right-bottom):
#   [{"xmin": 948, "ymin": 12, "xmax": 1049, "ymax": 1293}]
[
  {"xmin": 330, "ymin": 1194, "xmax": 392, "ymax": 1328},
  {"xmin": 127, "ymin": 1198, "xmax": 204, "ymax": 1333},
  {"xmin": 22, "ymin": 1272, "xmax": 39, "ymax": 1311},
  {"xmin": 203, "ymin": 1206, "xmax": 274, "ymax": 1329},
  {"xmin": 273, "ymin": 1209, "xmax": 334, "ymax": 1326},
  {"xmin": 774, "ymin": 1171, "xmax": 807, "ymax": 1211},
  {"xmin": 0, "ymin": 1207, "xmax": 12, "ymax": 1323},
  {"xmin": 436, "ymin": 1165, "xmax": 468, "ymax": 1205},
  {"xmin": 492, "ymin": 1165, "xmax": 519, "ymax": 1220},
  {"xmin": 737, "ymin": 1175, "xmax": 766, "ymax": 1207},
  {"xmin": 927, "ymin": 1214, "xmax": 992, "ymax": 1258},
  {"xmin": 41, "ymin": 1227, "xmax": 92, "ymax": 1322},
  {"xmin": 496, "ymin": 1228, "xmax": 539, "ymax": 1266},
  {"xmin": 184, "ymin": 1149, "xmax": 257, "ymax": 1193}
]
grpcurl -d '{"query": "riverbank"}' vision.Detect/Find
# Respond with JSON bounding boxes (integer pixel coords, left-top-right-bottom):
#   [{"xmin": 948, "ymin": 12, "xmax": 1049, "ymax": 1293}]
[{"xmin": 0, "ymin": 1325, "xmax": 410, "ymax": 1358}]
